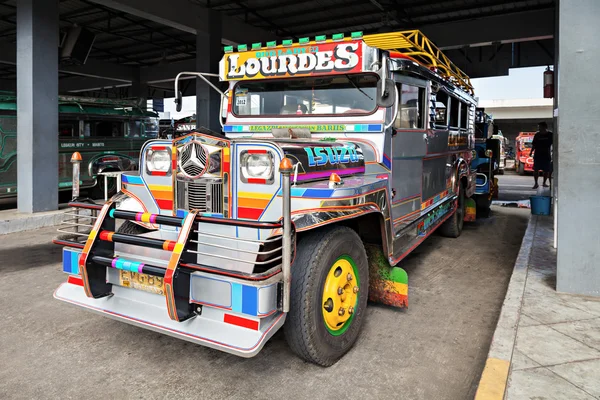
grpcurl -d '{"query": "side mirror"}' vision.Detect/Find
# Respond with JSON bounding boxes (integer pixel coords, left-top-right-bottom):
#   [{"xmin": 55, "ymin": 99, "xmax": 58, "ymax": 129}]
[
  {"xmin": 377, "ymin": 78, "xmax": 395, "ymax": 108},
  {"xmin": 471, "ymin": 150, "xmax": 477, "ymax": 159},
  {"xmin": 175, "ymin": 91, "xmax": 183, "ymax": 112},
  {"xmin": 485, "ymin": 149, "xmax": 493, "ymax": 158}
]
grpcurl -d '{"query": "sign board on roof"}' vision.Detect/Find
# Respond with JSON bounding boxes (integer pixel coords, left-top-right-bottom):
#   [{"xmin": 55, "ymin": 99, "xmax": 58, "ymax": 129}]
[{"xmin": 219, "ymin": 40, "xmax": 364, "ymax": 81}]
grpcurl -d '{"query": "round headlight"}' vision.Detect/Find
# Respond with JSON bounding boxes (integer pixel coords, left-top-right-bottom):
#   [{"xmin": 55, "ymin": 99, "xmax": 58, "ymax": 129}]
[
  {"xmin": 246, "ymin": 154, "xmax": 272, "ymax": 177},
  {"xmin": 147, "ymin": 150, "xmax": 171, "ymax": 172}
]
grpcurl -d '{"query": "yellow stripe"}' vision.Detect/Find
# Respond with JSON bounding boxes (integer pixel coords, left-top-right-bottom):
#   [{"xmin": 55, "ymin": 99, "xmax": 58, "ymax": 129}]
[
  {"xmin": 173, "ymin": 242, "xmax": 184, "ymax": 254},
  {"xmin": 392, "ymin": 281, "xmax": 408, "ymax": 295},
  {"xmin": 474, "ymin": 358, "xmax": 510, "ymax": 400},
  {"xmin": 148, "ymin": 184, "xmax": 172, "ymax": 191},
  {"xmin": 238, "ymin": 191, "xmax": 272, "ymax": 200}
]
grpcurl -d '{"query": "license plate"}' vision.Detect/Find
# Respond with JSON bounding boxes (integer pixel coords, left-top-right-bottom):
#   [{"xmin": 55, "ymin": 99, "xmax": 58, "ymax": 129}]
[{"xmin": 120, "ymin": 271, "xmax": 165, "ymax": 295}]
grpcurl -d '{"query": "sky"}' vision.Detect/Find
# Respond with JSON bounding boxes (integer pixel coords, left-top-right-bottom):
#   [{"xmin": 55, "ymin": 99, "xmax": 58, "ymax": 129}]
[{"xmin": 156, "ymin": 66, "xmax": 547, "ymax": 119}]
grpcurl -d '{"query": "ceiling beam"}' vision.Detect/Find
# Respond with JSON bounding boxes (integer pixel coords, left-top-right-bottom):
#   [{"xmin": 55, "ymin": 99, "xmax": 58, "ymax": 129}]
[{"xmin": 87, "ymin": 0, "xmax": 278, "ymax": 44}]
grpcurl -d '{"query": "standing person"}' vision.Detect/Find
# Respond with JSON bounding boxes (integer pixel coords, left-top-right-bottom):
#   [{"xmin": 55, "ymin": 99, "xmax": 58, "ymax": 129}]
[{"xmin": 530, "ymin": 121, "xmax": 553, "ymax": 189}]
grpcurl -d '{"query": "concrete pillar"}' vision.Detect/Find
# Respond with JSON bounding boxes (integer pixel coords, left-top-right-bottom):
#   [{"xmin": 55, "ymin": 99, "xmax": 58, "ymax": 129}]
[
  {"xmin": 17, "ymin": 0, "xmax": 59, "ymax": 212},
  {"xmin": 131, "ymin": 68, "xmax": 148, "ymax": 110},
  {"xmin": 556, "ymin": 0, "xmax": 600, "ymax": 296},
  {"xmin": 196, "ymin": 10, "xmax": 222, "ymax": 133}
]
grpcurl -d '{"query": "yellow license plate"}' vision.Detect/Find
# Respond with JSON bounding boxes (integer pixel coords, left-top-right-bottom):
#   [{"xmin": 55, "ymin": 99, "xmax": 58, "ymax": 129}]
[{"xmin": 120, "ymin": 271, "xmax": 165, "ymax": 295}]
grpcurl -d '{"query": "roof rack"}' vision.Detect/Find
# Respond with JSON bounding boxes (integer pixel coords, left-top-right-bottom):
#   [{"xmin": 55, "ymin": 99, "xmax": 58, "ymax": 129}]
[{"xmin": 363, "ymin": 30, "xmax": 473, "ymax": 95}]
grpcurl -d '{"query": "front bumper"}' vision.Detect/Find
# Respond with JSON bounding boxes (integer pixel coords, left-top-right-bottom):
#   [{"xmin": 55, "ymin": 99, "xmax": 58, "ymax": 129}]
[{"xmin": 54, "ymin": 281, "xmax": 285, "ymax": 357}]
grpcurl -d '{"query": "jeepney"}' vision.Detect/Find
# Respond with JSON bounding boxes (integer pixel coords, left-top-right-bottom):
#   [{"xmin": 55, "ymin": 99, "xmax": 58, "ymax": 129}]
[
  {"xmin": 470, "ymin": 109, "xmax": 499, "ymax": 214},
  {"xmin": 516, "ymin": 132, "xmax": 536, "ymax": 175},
  {"xmin": 54, "ymin": 31, "xmax": 477, "ymax": 366},
  {"xmin": 0, "ymin": 94, "xmax": 159, "ymax": 198}
]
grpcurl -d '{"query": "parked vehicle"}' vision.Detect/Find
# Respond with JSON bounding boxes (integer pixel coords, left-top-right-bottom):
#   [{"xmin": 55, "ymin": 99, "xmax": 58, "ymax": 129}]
[
  {"xmin": 491, "ymin": 131, "xmax": 507, "ymax": 174},
  {"xmin": 54, "ymin": 30, "xmax": 479, "ymax": 366},
  {"xmin": 516, "ymin": 132, "xmax": 536, "ymax": 175},
  {"xmin": 471, "ymin": 109, "xmax": 499, "ymax": 214},
  {"xmin": 0, "ymin": 94, "xmax": 159, "ymax": 198}
]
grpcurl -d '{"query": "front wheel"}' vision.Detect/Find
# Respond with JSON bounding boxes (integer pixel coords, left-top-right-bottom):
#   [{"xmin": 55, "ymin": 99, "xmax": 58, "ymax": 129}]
[
  {"xmin": 439, "ymin": 183, "xmax": 465, "ymax": 238},
  {"xmin": 518, "ymin": 163, "xmax": 525, "ymax": 176},
  {"xmin": 284, "ymin": 226, "xmax": 369, "ymax": 366}
]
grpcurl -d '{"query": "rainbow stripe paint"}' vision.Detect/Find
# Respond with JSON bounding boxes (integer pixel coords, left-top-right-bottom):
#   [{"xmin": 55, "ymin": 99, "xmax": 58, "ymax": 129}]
[{"xmin": 110, "ymin": 257, "xmax": 145, "ymax": 273}]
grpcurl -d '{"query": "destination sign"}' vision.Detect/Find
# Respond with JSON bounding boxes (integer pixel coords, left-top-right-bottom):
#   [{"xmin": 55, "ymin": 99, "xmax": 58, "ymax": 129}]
[{"xmin": 220, "ymin": 41, "xmax": 363, "ymax": 81}]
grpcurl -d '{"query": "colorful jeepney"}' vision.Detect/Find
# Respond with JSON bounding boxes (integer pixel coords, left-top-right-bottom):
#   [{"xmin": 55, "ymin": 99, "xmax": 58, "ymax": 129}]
[
  {"xmin": 54, "ymin": 30, "xmax": 477, "ymax": 366},
  {"xmin": 0, "ymin": 94, "xmax": 159, "ymax": 198},
  {"xmin": 516, "ymin": 131, "xmax": 536, "ymax": 175},
  {"xmin": 470, "ymin": 108, "xmax": 499, "ymax": 213}
]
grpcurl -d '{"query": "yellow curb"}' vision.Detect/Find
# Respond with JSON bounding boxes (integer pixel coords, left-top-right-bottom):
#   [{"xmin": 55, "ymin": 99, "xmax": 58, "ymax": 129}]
[{"xmin": 474, "ymin": 358, "xmax": 510, "ymax": 400}]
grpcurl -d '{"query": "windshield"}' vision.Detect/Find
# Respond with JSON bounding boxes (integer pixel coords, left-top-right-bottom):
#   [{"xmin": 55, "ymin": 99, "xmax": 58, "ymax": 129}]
[
  {"xmin": 232, "ymin": 74, "xmax": 378, "ymax": 117},
  {"xmin": 522, "ymin": 142, "xmax": 532, "ymax": 149}
]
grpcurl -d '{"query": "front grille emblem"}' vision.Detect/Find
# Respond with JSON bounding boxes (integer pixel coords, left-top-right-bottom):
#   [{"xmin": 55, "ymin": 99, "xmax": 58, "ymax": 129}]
[{"xmin": 179, "ymin": 141, "xmax": 208, "ymax": 179}]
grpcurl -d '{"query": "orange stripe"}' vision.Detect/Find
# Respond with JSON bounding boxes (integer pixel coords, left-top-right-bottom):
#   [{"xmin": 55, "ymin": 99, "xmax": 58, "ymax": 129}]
[
  {"xmin": 150, "ymin": 190, "xmax": 173, "ymax": 200},
  {"xmin": 238, "ymin": 197, "xmax": 270, "ymax": 208}
]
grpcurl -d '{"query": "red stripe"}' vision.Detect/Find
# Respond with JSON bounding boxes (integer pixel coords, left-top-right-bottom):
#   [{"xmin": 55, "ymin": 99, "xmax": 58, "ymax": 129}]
[
  {"xmin": 67, "ymin": 275, "xmax": 84, "ymax": 286},
  {"xmin": 223, "ymin": 314, "xmax": 259, "ymax": 330},
  {"xmin": 151, "ymin": 171, "xmax": 168, "ymax": 176},
  {"xmin": 152, "ymin": 146, "xmax": 167, "ymax": 150},
  {"xmin": 156, "ymin": 199, "xmax": 173, "ymax": 209},
  {"xmin": 247, "ymin": 149, "xmax": 267, "ymax": 154},
  {"xmin": 237, "ymin": 207, "xmax": 263, "ymax": 220},
  {"xmin": 246, "ymin": 178, "xmax": 266, "ymax": 184},
  {"xmin": 99, "ymin": 230, "xmax": 111, "ymax": 241}
]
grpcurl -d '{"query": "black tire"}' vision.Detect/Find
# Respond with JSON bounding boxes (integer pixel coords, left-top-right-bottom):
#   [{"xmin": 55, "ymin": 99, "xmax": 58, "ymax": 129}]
[
  {"xmin": 284, "ymin": 226, "xmax": 369, "ymax": 367},
  {"xmin": 439, "ymin": 183, "xmax": 465, "ymax": 238},
  {"xmin": 475, "ymin": 194, "xmax": 492, "ymax": 211},
  {"xmin": 518, "ymin": 163, "xmax": 525, "ymax": 176},
  {"xmin": 117, "ymin": 220, "xmax": 149, "ymax": 235}
]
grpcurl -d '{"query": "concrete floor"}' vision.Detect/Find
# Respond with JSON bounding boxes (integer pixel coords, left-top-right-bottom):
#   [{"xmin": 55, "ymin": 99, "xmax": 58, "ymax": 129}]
[
  {"xmin": 0, "ymin": 205, "xmax": 529, "ymax": 400},
  {"xmin": 496, "ymin": 171, "xmax": 540, "ymax": 202}
]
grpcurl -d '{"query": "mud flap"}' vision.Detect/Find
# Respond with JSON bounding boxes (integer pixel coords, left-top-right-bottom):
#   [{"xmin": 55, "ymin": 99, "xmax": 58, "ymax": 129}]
[
  {"xmin": 366, "ymin": 245, "xmax": 408, "ymax": 308},
  {"xmin": 464, "ymin": 197, "xmax": 477, "ymax": 222}
]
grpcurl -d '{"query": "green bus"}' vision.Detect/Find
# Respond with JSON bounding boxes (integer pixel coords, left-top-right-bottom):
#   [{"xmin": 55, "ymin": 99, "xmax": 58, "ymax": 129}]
[{"xmin": 0, "ymin": 94, "xmax": 159, "ymax": 199}]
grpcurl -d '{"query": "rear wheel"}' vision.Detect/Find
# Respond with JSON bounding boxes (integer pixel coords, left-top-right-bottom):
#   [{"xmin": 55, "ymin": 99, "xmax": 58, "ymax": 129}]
[
  {"xmin": 439, "ymin": 183, "xmax": 465, "ymax": 238},
  {"xmin": 284, "ymin": 226, "xmax": 368, "ymax": 367},
  {"xmin": 90, "ymin": 173, "xmax": 118, "ymax": 200},
  {"xmin": 518, "ymin": 163, "xmax": 525, "ymax": 176}
]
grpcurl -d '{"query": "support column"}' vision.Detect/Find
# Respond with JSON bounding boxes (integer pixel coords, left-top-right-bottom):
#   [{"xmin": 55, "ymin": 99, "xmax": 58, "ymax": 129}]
[
  {"xmin": 131, "ymin": 68, "xmax": 148, "ymax": 110},
  {"xmin": 196, "ymin": 10, "xmax": 222, "ymax": 133},
  {"xmin": 556, "ymin": 0, "xmax": 600, "ymax": 296},
  {"xmin": 17, "ymin": 0, "xmax": 59, "ymax": 212}
]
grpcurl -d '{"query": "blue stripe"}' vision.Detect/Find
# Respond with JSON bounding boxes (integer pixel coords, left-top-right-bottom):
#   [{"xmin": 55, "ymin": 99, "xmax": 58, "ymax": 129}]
[
  {"xmin": 121, "ymin": 174, "xmax": 144, "ymax": 185},
  {"xmin": 231, "ymin": 283, "xmax": 243, "ymax": 313},
  {"xmin": 242, "ymin": 285, "xmax": 258, "ymax": 316},
  {"xmin": 302, "ymin": 188, "xmax": 334, "ymax": 198},
  {"xmin": 368, "ymin": 124, "xmax": 383, "ymax": 132},
  {"xmin": 62, "ymin": 248, "xmax": 81, "ymax": 274},
  {"xmin": 382, "ymin": 155, "xmax": 392, "ymax": 169},
  {"xmin": 223, "ymin": 125, "xmax": 233, "ymax": 132}
]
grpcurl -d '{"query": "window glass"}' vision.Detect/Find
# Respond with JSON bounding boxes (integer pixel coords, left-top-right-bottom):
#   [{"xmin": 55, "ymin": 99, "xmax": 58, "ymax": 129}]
[
  {"xmin": 233, "ymin": 74, "xmax": 378, "ymax": 117},
  {"xmin": 434, "ymin": 91, "xmax": 448, "ymax": 126},
  {"xmin": 394, "ymin": 84, "xmax": 425, "ymax": 129},
  {"xmin": 59, "ymin": 121, "xmax": 77, "ymax": 137},
  {"xmin": 460, "ymin": 102, "xmax": 469, "ymax": 129},
  {"xmin": 92, "ymin": 121, "xmax": 124, "ymax": 137},
  {"xmin": 449, "ymin": 96, "xmax": 459, "ymax": 127}
]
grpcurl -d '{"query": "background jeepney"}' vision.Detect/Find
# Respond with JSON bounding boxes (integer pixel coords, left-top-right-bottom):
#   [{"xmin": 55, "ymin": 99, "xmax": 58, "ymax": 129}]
[
  {"xmin": 55, "ymin": 31, "xmax": 478, "ymax": 366},
  {"xmin": 516, "ymin": 131, "xmax": 536, "ymax": 175},
  {"xmin": 0, "ymin": 94, "xmax": 159, "ymax": 199}
]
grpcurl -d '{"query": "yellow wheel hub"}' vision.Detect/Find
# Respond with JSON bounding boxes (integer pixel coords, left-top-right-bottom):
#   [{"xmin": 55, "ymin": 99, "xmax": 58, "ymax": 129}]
[{"xmin": 322, "ymin": 257, "xmax": 359, "ymax": 333}]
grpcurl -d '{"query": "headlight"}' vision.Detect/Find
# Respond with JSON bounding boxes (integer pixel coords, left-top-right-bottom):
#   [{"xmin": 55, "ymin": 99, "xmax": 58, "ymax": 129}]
[
  {"xmin": 240, "ymin": 151, "xmax": 274, "ymax": 184},
  {"xmin": 146, "ymin": 148, "xmax": 171, "ymax": 174}
]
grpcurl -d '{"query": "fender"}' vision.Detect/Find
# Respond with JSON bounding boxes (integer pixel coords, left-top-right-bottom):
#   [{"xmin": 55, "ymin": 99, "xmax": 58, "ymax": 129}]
[
  {"xmin": 88, "ymin": 153, "xmax": 137, "ymax": 178},
  {"xmin": 454, "ymin": 157, "xmax": 475, "ymax": 198},
  {"xmin": 112, "ymin": 190, "xmax": 157, "ymax": 230}
]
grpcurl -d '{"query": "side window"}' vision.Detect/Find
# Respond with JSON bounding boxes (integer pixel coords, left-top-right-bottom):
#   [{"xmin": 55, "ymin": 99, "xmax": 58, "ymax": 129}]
[
  {"xmin": 460, "ymin": 102, "xmax": 469, "ymax": 129},
  {"xmin": 449, "ymin": 96, "xmax": 459, "ymax": 128},
  {"xmin": 434, "ymin": 91, "xmax": 448, "ymax": 127},
  {"xmin": 394, "ymin": 83, "xmax": 425, "ymax": 129},
  {"xmin": 92, "ymin": 121, "xmax": 124, "ymax": 138},
  {"xmin": 59, "ymin": 121, "xmax": 77, "ymax": 137}
]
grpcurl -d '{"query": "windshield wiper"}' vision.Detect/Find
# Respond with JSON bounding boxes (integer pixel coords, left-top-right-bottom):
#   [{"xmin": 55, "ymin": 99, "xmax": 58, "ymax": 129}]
[{"xmin": 346, "ymin": 75, "xmax": 373, "ymax": 101}]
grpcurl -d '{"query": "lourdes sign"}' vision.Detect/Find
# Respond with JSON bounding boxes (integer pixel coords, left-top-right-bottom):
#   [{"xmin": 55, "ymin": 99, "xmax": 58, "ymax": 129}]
[{"xmin": 220, "ymin": 40, "xmax": 364, "ymax": 81}]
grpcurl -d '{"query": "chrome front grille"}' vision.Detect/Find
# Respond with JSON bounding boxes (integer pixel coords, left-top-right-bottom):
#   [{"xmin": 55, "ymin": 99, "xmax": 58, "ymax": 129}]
[{"xmin": 176, "ymin": 180, "xmax": 223, "ymax": 213}]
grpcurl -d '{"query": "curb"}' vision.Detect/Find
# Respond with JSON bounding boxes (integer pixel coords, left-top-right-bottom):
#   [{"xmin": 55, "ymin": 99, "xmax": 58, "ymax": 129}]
[
  {"xmin": 474, "ymin": 215, "xmax": 538, "ymax": 400},
  {"xmin": 0, "ymin": 209, "xmax": 66, "ymax": 235}
]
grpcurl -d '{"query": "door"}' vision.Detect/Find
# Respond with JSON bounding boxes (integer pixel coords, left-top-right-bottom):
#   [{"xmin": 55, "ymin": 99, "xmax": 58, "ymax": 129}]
[{"xmin": 390, "ymin": 77, "xmax": 428, "ymax": 231}]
